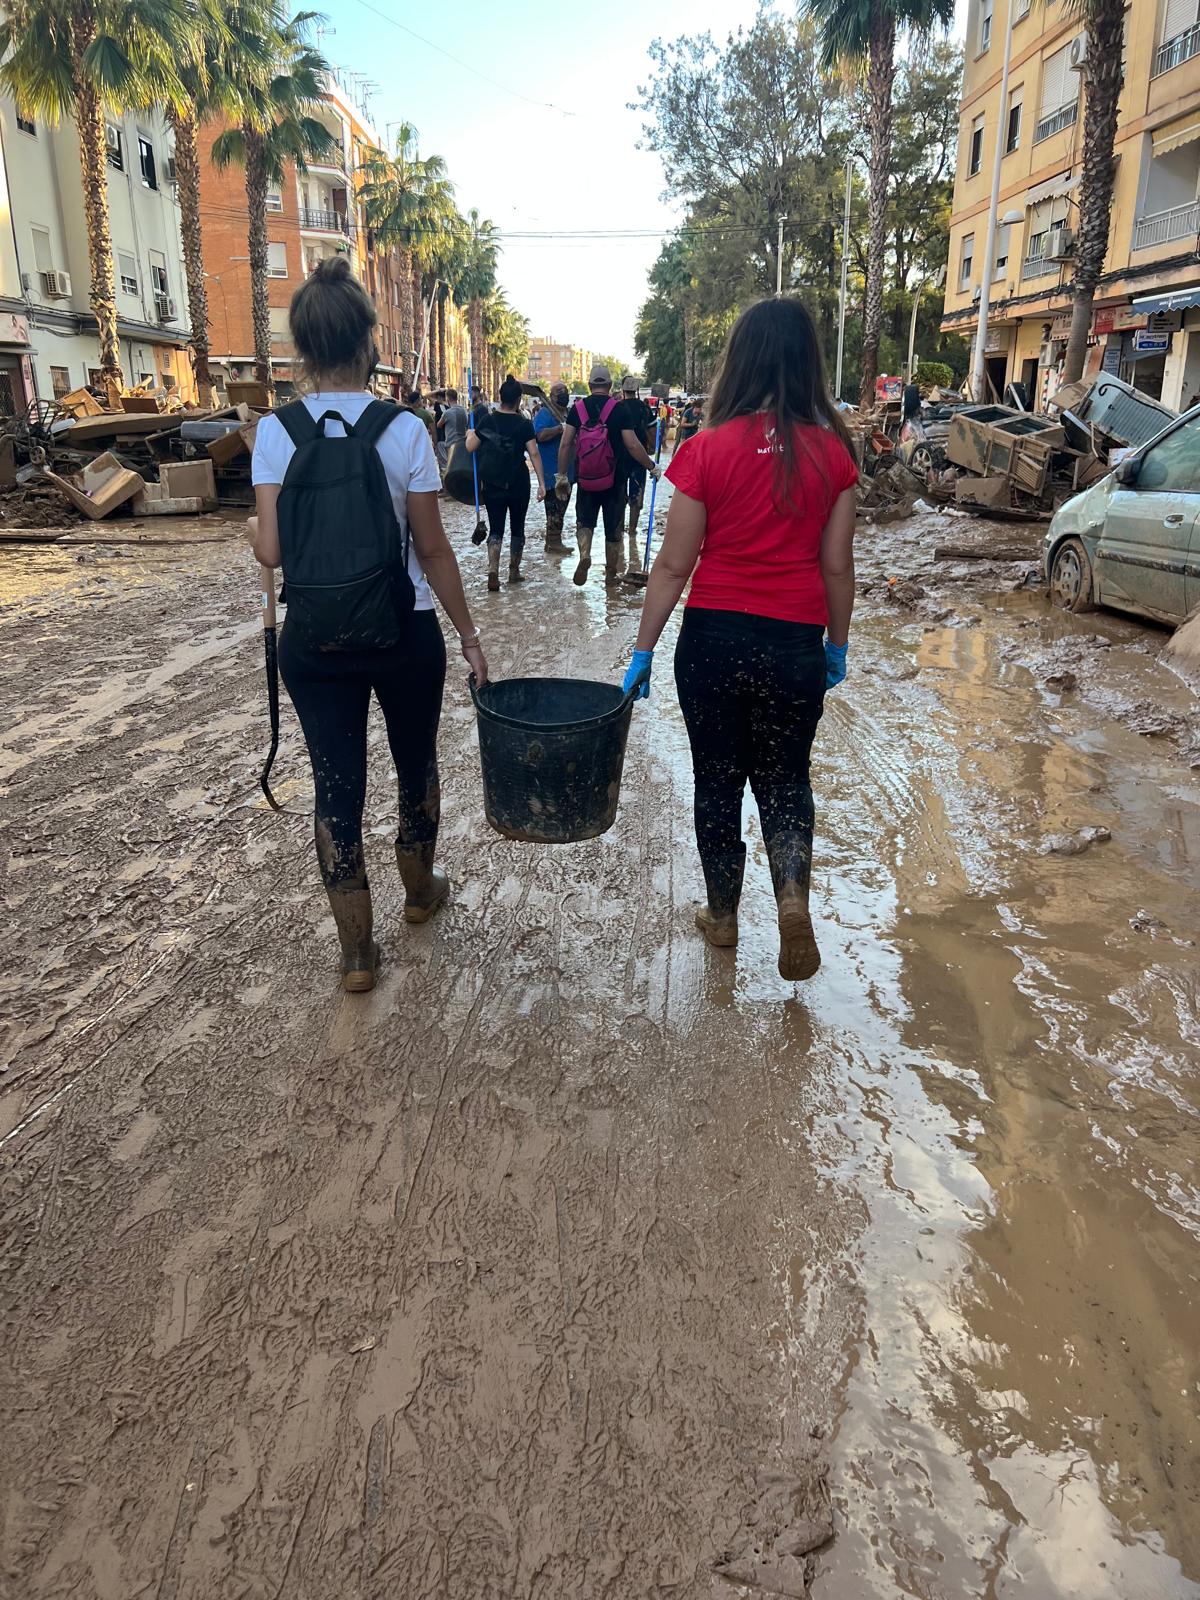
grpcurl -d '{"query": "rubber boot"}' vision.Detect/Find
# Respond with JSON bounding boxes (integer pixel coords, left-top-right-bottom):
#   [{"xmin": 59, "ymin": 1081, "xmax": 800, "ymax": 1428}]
[
  {"xmin": 545, "ymin": 502, "xmax": 573, "ymax": 556},
  {"xmin": 325, "ymin": 885, "xmax": 378, "ymax": 993},
  {"xmin": 486, "ymin": 543, "xmax": 500, "ymax": 593},
  {"xmin": 508, "ymin": 553, "xmax": 525, "ymax": 584},
  {"xmin": 695, "ymin": 846, "xmax": 746, "ymax": 948},
  {"xmin": 573, "ymin": 528, "xmax": 593, "ymax": 587},
  {"xmin": 395, "ymin": 840, "xmax": 450, "ymax": 924},
  {"xmin": 627, "ymin": 525, "xmax": 641, "ymax": 572},
  {"xmin": 766, "ymin": 830, "xmax": 820, "ymax": 981},
  {"xmin": 604, "ymin": 539, "xmax": 624, "ymax": 584}
]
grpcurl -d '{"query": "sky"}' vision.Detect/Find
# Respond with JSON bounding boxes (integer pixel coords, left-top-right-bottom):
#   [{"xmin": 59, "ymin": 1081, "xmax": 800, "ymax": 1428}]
[{"xmin": 315, "ymin": 0, "xmax": 971, "ymax": 366}]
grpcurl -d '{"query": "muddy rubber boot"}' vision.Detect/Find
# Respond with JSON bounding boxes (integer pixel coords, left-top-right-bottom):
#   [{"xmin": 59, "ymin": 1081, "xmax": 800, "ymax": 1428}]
[
  {"xmin": 545, "ymin": 531, "xmax": 574, "ymax": 556},
  {"xmin": 627, "ymin": 528, "xmax": 641, "ymax": 571},
  {"xmin": 508, "ymin": 556, "xmax": 525, "ymax": 584},
  {"xmin": 573, "ymin": 528, "xmax": 593, "ymax": 587},
  {"xmin": 395, "ymin": 840, "xmax": 450, "ymax": 925},
  {"xmin": 325, "ymin": 885, "xmax": 378, "ymax": 993},
  {"xmin": 486, "ymin": 543, "xmax": 500, "ymax": 593},
  {"xmin": 766, "ymin": 830, "xmax": 820, "ymax": 981},
  {"xmin": 695, "ymin": 846, "xmax": 745, "ymax": 948},
  {"xmin": 604, "ymin": 539, "xmax": 625, "ymax": 584}
]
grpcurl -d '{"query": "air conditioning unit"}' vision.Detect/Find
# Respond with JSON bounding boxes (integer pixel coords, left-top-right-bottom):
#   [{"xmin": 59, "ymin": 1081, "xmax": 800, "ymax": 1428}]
[
  {"xmin": 1046, "ymin": 225, "xmax": 1075, "ymax": 260},
  {"xmin": 1040, "ymin": 339, "xmax": 1065, "ymax": 364},
  {"xmin": 1069, "ymin": 33, "xmax": 1089, "ymax": 69},
  {"xmin": 971, "ymin": 285, "xmax": 982, "ymax": 302},
  {"xmin": 41, "ymin": 269, "xmax": 71, "ymax": 298},
  {"xmin": 106, "ymin": 123, "xmax": 121, "ymax": 155},
  {"xmin": 155, "ymin": 294, "xmax": 178, "ymax": 322},
  {"xmin": 165, "ymin": 156, "xmax": 177, "ymax": 182}
]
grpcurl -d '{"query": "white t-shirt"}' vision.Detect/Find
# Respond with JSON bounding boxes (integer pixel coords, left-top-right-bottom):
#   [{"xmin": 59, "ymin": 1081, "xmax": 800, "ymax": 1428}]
[{"xmin": 251, "ymin": 392, "xmax": 441, "ymax": 609}]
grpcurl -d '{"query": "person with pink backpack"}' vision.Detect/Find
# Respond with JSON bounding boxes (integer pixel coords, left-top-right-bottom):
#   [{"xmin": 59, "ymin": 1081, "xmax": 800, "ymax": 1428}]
[{"xmin": 555, "ymin": 363, "xmax": 660, "ymax": 587}]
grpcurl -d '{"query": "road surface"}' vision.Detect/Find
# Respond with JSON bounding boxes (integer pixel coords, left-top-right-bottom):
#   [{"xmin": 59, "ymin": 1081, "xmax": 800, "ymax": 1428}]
[{"xmin": 2, "ymin": 497, "xmax": 1198, "ymax": 1598}]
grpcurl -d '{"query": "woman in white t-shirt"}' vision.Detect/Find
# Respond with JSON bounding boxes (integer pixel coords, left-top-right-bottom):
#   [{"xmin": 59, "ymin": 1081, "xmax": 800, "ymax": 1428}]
[{"xmin": 250, "ymin": 257, "xmax": 487, "ymax": 994}]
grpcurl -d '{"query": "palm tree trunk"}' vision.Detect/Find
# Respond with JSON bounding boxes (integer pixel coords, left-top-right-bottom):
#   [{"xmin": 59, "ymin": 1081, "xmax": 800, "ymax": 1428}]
[
  {"xmin": 243, "ymin": 128, "xmax": 272, "ymax": 391},
  {"xmin": 683, "ymin": 306, "xmax": 696, "ymax": 390},
  {"xmin": 860, "ymin": 0, "xmax": 896, "ymax": 410},
  {"xmin": 398, "ymin": 245, "xmax": 414, "ymax": 387},
  {"xmin": 70, "ymin": 2, "xmax": 121, "ymax": 393},
  {"xmin": 167, "ymin": 108, "xmax": 213, "ymax": 407},
  {"xmin": 468, "ymin": 298, "xmax": 483, "ymax": 383},
  {"xmin": 412, "ymin": 259, "xmax": 425, "ymax": 383},
  {"xmin": 1062, "ymin": 0, "xmax": 1125, "ymax": 383},
  {"xmin": 436, "ymin": 290, "xmax": 447, "ymax": 386}
]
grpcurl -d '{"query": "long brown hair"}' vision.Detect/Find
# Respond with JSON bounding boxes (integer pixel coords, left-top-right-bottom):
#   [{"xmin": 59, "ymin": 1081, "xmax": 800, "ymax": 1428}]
[{"xmin": 705, "ymin": 298, "xmax": 855, "ymax": 514}]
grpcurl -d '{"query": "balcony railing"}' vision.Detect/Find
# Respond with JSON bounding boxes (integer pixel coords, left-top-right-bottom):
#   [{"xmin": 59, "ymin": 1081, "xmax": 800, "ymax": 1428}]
[
  {"xmin": 1022, "ymin": 255, "xmax": 1056, "ymax": 279},
  {"xmin": 1033, "ymin": 101, "xmax": 1078, "ymax": 144},
  {"xmin": 299, "ymin": 207, "xmax": 352, "ymax": 236},
  {"xmin": 1153, "ymin": 21, "xmax": 1200, "ymax": 76},
  {"xmin": 1132, "ymin": 198, "xmax": 1200, "ymax": 250}
]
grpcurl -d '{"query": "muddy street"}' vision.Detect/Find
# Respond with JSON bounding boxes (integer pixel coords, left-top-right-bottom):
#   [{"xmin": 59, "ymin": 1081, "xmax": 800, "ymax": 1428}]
[{"xmin": 1, "ymin": 502, "xmax": 1198, "ymax": 1599}]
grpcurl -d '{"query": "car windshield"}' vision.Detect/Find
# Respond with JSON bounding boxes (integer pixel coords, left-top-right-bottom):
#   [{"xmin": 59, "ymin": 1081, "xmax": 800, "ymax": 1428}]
[{"xmin": 1138, "ymin": 412, "xmax": 1200, "ymax": 493}]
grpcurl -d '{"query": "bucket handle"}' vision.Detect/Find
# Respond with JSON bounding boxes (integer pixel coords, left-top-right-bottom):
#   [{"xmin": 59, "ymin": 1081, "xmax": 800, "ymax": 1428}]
[{"xmin": 468, "ymin": 667, "xmax": 651, "ymax": 725}]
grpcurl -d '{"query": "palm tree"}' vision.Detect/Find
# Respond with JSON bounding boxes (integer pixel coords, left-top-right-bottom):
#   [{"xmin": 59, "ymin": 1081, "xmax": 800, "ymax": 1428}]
[
  {"xmin": 0, "ymin": 0, "xmax": 192, "ymax": 393},
  {"xmin": 808, "ymin": 0, "xmax": 954, "ymax": 408},
  {"xmin": 213, "ymin": 6, "xmax": 333, "ymax": 388},
  {"xmin": 425, "ymin": 211, "xmax": 469, "ymax": 386},
  {"xmin": 1060, "ymin": 0, "xmax": 1125, "ymax": 382},
  {"xmin": 359, "ymin": 125, "xmax": 453, "ymax": 388},
  {"xmin": 458, "ymin": 210, "xmax": 500, "ymax": 385}
]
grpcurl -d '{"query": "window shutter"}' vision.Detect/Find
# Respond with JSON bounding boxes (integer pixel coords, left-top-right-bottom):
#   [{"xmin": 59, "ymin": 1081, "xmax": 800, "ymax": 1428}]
[
  {"xmin": 1039, "ymin": 43, "xmax": 1071, "ymax": 115},
  {"xmin": 1163, "ymin": 0, "xmax": 1199, "ymax": 38}
]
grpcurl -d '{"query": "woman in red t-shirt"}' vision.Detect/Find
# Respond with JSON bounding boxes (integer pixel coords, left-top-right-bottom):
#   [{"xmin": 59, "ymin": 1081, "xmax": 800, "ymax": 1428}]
[{"xmin": 621, "ymin": 299, "xmax": 857, "ymax": 981}]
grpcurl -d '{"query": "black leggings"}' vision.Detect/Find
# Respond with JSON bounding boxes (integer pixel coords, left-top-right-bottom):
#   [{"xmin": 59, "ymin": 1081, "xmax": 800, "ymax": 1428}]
[
  {"xmin": 279, "ymin": 609, "xmax": 446, "ymax": 890},
  {"xmin": 674, "ymin": 607, "xmax": 825, "ymax": 868},
  {"xmin": 485, "ymin": 484, "xmax": 530, "ymax": 556}
]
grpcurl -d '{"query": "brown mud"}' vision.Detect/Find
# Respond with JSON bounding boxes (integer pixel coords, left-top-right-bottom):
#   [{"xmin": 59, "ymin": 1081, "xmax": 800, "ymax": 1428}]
[{"xmin": 1, "ymin": 497, "xmax": 1197, "ymax": 1598}]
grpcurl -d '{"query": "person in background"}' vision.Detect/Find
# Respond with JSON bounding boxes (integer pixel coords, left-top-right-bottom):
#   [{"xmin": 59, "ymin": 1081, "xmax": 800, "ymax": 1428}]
[
  {"xmin": 467, "ymin": 373, "xmax": 546, "ymax": 590},
  {"xmin": 430, "ymin": 389, "xmax": 447, "ymax": 470},
  {"xmin": 249, "ymin": 256, "xmax": 487, "ymax": 994},
  {"xmin": 533, "ymin": 381, "xmax": 574, "ymax": 556},
  {"xmin": 619, "ymin": 373, "xmax": 656, "ymax": 573},
  {"xmin": 437, "ymin": 386, "xmax": 468, "ymax": 492},
  {"xmin": 556, "ymin": 363, "xmax": 659, "ymax": 587},
  {"xmin": 407, "ymin": 387, "xmax": 437, "ymax": 451},
  {"xmin": 620, "ymin": 297, "xmax": 857, "ymax": 982},
  {"xmin": 677, "ymin": 395, "xmax": 702, "ymax": 448},
  {"xmin": 470, "ymin": 385, "xmax": 489, "ymax": 421}
]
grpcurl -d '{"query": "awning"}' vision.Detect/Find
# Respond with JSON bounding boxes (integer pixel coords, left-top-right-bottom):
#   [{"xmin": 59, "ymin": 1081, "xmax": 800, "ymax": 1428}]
[
  {"xmin": 1132, "ymin": 286, "xmax": 1200, "ymax": 314},
  {"xmin": 1152, "ymin": 114, "xmax": 1200, "ymax": 155},
  {"xmin": 1027, "ymin": 170, "xmax": 1079, "ymax": 206}
]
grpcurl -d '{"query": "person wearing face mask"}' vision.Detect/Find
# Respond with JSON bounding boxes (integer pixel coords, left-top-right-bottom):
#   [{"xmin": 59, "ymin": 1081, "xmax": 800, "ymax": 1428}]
[{"xmin": 533, "ymin": 380, "xmax": 575, "ymax": 556}]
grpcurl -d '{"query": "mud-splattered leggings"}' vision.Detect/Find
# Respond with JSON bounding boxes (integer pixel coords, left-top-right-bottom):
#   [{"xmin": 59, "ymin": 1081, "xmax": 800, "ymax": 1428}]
[
  {"xmin": 673, "ymin": 607, "xmax": 825, "ymax": 870},
  {"xmin": 278, "ymin": 610, "xmax": 446, "ymax": 890},
  {"xmin": 485, "ymin": 484, "xmax": 530, "ymax": 557}
]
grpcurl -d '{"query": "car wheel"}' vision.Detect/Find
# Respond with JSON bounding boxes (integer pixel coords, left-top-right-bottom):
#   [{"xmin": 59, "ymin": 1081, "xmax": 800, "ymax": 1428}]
[
  {"xmin": 1050, "ymin": 536, "xmax": 1096, "ymax": 613},
  {"xmin": 909, "ymin": 443, "xmax": 934, "ymax": 473}
]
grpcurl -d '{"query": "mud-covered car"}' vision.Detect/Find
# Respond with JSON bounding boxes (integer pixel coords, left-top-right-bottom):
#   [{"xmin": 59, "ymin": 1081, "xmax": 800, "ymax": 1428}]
[{"xmin": 1044, "ymin": 405, "xmax": 1200, "ymax": 624}]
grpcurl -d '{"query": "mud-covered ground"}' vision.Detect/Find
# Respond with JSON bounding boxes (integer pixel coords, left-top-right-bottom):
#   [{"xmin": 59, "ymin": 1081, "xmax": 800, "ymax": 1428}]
[{"xmin": 1, "ymin": 493, "xmax": 1198, "ymax": 1599}]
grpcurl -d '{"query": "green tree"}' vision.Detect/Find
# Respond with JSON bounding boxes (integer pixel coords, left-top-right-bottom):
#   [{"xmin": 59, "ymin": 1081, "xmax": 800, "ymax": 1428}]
[
  {"xmin": 212, "ymin": 6, "xmax": 333, "ymax": 388},
  {"xmin": 457, "ymin": 210, "xmax": 499, "ymax": 387},
  {"xmin": 0, "ymin": 0, "xmax": 193, "ymax": 391},
  {"xmin": 1061, "ymin": 0, "xmax": 1126, "ymax": 382},
  {"xmin": 806, "ymin": 0, "xmax": 954, "ymax": 407}
]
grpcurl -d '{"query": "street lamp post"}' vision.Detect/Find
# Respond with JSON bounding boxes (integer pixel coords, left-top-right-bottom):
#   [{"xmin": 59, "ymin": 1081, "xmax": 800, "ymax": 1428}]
[
  {"xmin": 775, "ymin": 214, "xmax": 788, "ymax": 297},
  {"xmin": 971, "ymin": 0, "xmax": 1017, "ymax": 401}
]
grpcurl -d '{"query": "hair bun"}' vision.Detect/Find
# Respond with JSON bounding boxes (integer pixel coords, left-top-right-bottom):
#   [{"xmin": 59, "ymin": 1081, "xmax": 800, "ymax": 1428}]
[{"xmin": 309, "ymin": 255, "xmax": 352, "ymax": 285}]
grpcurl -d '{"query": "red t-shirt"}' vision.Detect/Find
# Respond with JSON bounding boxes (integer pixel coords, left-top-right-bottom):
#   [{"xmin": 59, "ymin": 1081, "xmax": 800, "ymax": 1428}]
[{"xmin": 665, "ymin": 415, "xmax": 858, "ymax": 625}]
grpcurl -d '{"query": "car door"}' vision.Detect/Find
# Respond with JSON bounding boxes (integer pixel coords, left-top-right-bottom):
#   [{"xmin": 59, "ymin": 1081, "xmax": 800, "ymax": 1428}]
[{"xmin": 1094, "ymin": 412, "xmax": 1200, "ymax": 623}]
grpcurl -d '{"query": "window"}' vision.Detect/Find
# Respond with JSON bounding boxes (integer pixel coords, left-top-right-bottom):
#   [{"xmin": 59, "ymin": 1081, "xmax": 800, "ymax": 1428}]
[
  {"xmin": 50, "ymin": 366, "xmax": 71, "ymax": 399},
  {"xmin": 960, "ymin": 232, "xmax": 975, "ymax": 288},
  {"xmin": 1016, "ymin": 0, "xmax": 1031, "ymax": 17},
  {"xmin": 267, "ymin": 241, "xmax": 288, "ymax": 277},
  {"xmin": 265, "ymin": 188, "xmax": 283, "ymax": 212},
  {"xmin": 16, "ymin": 111, "xmax": 35, "ymax": 136},
  {"xmin": 1138, "ymin": 416, "xmax": 1200, "ymax": 491},
  {"xmin": 31, "ymin": 226, "xmax": 53, "ymax": 274},
  {"xmin": 106, "ymin": 123, "xmax": 123, "ymax": 169},
  {"xmin": 268, "ymin": 306, "xmax": 290, "ymax": 343},
  {"xmin": 138, "ymin": 133, "xmax": 157, "ymax": 189},
  {"xmin": 1006, "ymin": 89, "xmax": 1023, "ymax": 152},
  {"xmin": 1035, "ymin": 42, "xmax": 1079, "ymax": 141},
  {"xmin": 979, "ymin": 0, "xmax": 994, "ymax": 51},
  {"xmin": 149, "ymin": 250, "xmax": 169, "ymax": 316},
  {"xmin": 969, "ymin": 115, "xmax": 985, "ymax": 176},
  {"xmin": 994, "ymin": 223, "xmax": 1012, "ymax": 277},
  {"xmin": 117, "ymin": 251, "xmax": 138, "ymax": 296}
]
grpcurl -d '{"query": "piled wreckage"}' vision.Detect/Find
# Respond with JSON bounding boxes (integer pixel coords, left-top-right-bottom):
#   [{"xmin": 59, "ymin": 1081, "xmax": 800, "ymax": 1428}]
[
  {"xmin": 0, "ymin": 380, "xmax": 271, "ymax": 531},
  {"xmin": 854, "ymin": 373, "xmax": 1179, "ymax": 523}
]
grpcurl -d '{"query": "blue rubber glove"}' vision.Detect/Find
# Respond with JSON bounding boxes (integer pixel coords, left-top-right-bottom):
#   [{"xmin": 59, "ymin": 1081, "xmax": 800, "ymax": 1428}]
[
  {"xmin": 825, "ymin": 638, "xmax": 848, "ymax": 690},
  {"xmin": 624, "ymin": 648, "xmax": 654, "ymax": 700}
]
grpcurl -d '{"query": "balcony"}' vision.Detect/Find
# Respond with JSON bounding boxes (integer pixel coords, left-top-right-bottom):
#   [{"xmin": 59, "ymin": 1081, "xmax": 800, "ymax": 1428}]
[
  {"xmin": 1153, "ymin": 22, "xmax": 1200, "ymax": 77},
  {"xmin": 307, "ymin": 157, "xmax": 350, "ymax": 184},
  {"xmin": 1034, "ymin": 101, "xmax": 1078, "ymax": 144},
  {"xmin": 299, "ymin": 208, "xmax": 353, "ymax": 237},
  {"xmin": 1022, "ymin": 255, "xmax": 1057, "ymax": 279},
  {"xmin": 1132, "ymin": 198, "xmax": 1200, "ymax": 249}
]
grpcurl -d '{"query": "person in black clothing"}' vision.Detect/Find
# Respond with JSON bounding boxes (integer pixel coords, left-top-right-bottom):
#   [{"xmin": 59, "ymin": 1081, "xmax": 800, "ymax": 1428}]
[
  {"xmin": 556, "ymin": 362, "xmax": 659, "ymax": 587},
  {"xmin": 467, "ymin": 373, "xmax": 546, "ymax": 591},
  {"xmin": 619, "ymin": 373, "xmax": 656, "ymax": 572}
]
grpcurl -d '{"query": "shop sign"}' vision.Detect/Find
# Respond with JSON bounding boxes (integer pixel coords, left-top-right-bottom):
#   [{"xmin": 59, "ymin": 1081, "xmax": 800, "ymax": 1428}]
[
  {"xmin": 1, "ymin": 313, "xmax": 29, "ymax": 346},
  {"xmin": 1110, "ymin": 306, "xmax": 1148, "ymax": 332},
  {"xmin": 1133, "ymin": 327, "xmax": 1171, "ymax": 354},
  {"xmin": 1050, "ymin": 312, "xmax": 1073, "ymax": 338},
  {"xmin": 1092, "ymin": 308, "xmax": 1118, "ymax": 337},
  {"xmin": 984, "ymin": 325, "xmax": 1009, "ymax": 353},
  {"xmin": 20, "ymin": 355, "xmax": 32, "ymax": 388}
]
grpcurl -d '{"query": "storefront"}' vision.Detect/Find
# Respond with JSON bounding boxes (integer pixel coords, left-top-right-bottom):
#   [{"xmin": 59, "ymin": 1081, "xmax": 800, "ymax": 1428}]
[
  {"xmin": 0, "ymin": 312, "xmax": 36, "ymax": 416},
  {"xmin": 1131, "ymin": 288, "xmax": 1200, "ymax": 411}
]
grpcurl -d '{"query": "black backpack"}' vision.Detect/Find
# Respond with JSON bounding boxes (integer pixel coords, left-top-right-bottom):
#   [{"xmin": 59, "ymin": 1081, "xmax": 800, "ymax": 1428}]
[
  {"xmin": 476, "ymin": 418, "xmax": 527, "ymax": 496},
  {"xmin": 275, "ymin": 400, "xmax": 416, "ymax": 651}
]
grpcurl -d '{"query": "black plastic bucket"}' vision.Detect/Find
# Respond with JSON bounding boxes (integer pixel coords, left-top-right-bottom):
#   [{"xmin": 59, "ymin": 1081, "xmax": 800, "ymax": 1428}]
[
  {"xmin": 443, "ymin": 441, "xmax": 476, "ymax": 505},
  {"xmin": 470, "ymin": 673, "xmax": 647, "ymax": 843}
]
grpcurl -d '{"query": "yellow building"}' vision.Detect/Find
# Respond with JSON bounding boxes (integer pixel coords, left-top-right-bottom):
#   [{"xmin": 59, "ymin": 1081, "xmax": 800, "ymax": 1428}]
[
  {"xmin": 943, "ymin": 0, "xmax": 1200, "ymax": 411},
  {"xmin": 524, "ymin": 336, "xmax": 591, "ymax": 390}
]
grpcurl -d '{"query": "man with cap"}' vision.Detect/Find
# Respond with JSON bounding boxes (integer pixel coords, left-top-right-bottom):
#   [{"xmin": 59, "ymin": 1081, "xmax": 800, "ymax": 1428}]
[
  {"xmin": 618, "ymin": 374, "xmax": 657, "ymax": 573},
  {"xmin": 556, "ymin": 363, "xmax": 660, "ymax": 587}
]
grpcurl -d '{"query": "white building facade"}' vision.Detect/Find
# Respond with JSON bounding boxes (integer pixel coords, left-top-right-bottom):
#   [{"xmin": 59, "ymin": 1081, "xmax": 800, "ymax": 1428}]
[{"xmin": 0, "ymin": 98, "xmax": 195, "ymax": 414}]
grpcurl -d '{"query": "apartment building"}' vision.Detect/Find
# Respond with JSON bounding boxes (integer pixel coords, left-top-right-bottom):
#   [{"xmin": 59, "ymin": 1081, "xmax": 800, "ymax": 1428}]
[
  {"xmin": 525, "ymin": 335, "xmax": 592, "ymax": 391},
  {"xmin": 0, "ymin": 101, "xmax": 195, "ymax": 413},
  {"xmin": 943, "ymin": 0, "xmax": 1200, "ymax": 410}
]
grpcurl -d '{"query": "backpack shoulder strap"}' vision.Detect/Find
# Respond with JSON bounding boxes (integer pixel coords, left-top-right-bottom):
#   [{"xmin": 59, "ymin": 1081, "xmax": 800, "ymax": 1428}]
[
  {"xmin": 599, "ymin": 397, "xmax": 619, "ymax": 424},
  {"xmin": 353, "ymin": 399, "xmax": 404, "ymax": 451},
  {"xmin": 574, "ymin": 399, "xmax": 592, "ymax": 428},
  {"xmin": 275, "ymin": 401, "xmax": 318, "ymax": 448}
]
